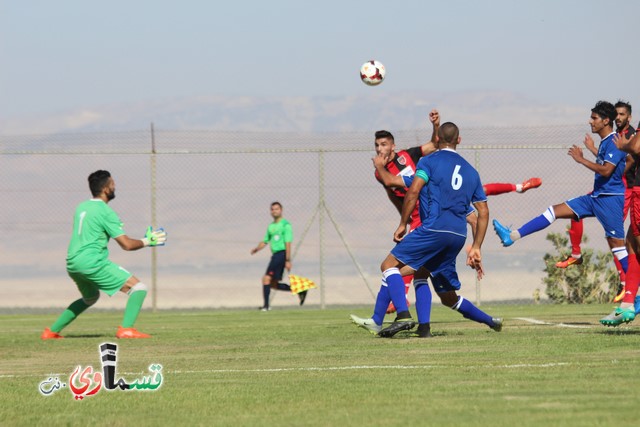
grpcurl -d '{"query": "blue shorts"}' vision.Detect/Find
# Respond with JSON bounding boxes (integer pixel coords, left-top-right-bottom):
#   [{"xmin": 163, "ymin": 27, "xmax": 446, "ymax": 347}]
[
  {"xmin": 265, "ymin": 251, "xmax": 286, "ymax": 281},
  {"xmin": 391, "ymin": 226, "xmax": 465, "ymax": 274},
  {"xmin": 565, "ymin": 194, "xmax": 625, "ymax": 239},
  {"xmin": 430, "ymin": 264, "xmax": 462, "ymax": 293}
]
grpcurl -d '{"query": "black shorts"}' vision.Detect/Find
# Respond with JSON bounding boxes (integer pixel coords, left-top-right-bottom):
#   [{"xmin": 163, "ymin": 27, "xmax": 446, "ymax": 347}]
[{"xmin": 265, "ymin": 251, "xmax": 286, "ymax": 281}]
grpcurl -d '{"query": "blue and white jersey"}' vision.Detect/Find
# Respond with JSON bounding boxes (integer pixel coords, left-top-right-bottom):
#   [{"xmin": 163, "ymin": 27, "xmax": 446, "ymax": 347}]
[
  {"xmin": 403, "ymin": 173, "xmax": 477, "ymax": 222},
  {"xmin": 593, "ymin": 132, "xmax": 626, "ymax": 196},
  {"xmin": 414, "ymin": 148, "xmax": 486, "ymax": 236}
]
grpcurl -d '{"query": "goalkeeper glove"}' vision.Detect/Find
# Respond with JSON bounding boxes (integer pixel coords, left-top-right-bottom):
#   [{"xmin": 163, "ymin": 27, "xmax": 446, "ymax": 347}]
[{"xmin": 142, "ymin": 227, "xmax": 167, "ymax": 247}]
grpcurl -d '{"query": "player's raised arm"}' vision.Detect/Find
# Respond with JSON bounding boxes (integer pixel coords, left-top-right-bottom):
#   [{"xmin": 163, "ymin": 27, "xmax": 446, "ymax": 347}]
[{"xmin": 372, "ymin": 153, "xmax": 405, "ymax": 188}]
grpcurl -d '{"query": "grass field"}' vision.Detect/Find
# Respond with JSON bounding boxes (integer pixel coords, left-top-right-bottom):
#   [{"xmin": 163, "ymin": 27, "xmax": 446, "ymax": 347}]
[{"xmin": 1, "ymin": 304, "xmax": 639, "ymax": 427}]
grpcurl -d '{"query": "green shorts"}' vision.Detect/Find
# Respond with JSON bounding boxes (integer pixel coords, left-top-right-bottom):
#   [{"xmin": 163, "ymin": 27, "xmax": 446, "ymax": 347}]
[{"xmin": 67, "ymin": 261, "xmax": 132, "ymax": 297}]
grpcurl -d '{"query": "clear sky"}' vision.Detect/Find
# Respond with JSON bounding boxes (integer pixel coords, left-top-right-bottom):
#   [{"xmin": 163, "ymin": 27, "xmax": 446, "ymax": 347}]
[{"xmin": 1, "ymin": 0, "xmax": 639, "ymax": 123}]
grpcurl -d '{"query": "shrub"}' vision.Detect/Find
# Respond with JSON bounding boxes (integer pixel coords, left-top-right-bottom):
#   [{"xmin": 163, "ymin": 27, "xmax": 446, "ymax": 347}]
[{"xmin": 542, "ymin": 232, "xmax": 619, "ymax": 303}]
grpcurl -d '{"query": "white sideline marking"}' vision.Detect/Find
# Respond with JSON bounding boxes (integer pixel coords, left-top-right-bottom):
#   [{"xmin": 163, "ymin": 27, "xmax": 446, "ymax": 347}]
[
  {"xmin": 0, "ymin": 363, "xmax": 570, "ymax": 379},
  {"xmin": 514, "ymin": 317, "xmax": 593, "ymax": 329}
]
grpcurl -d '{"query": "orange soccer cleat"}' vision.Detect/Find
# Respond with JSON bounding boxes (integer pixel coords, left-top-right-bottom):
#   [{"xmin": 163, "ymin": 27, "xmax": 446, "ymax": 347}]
[
  {"xmin": 555, "ymin": 255, "xmax": 583, "ymax": 269},
  {"xmin": 613, "ymin": 283, "xmax": 625, "ymax": 303},
  {"xmin": 41, "ymin": 328, "xmax": 64, "ymax": 340},
  {"xmin": 116, "ymin": 326, "xmax": 151, "ymax": 339},
  {"xmin": 520, "ymin": 177, "xmax": 542, "ymax": 193}
]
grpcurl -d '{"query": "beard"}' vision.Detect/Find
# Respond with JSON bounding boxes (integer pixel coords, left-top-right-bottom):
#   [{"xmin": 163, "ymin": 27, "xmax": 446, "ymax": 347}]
[{"xmin": 106, "ymin": 190, "xmax": 116, "ymax": 201}]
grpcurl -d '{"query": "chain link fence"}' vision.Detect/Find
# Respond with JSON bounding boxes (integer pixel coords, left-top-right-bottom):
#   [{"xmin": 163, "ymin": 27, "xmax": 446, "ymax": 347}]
[{"xmin": 0, "ymin": 124, "xmax": 614, "ymax": 310}]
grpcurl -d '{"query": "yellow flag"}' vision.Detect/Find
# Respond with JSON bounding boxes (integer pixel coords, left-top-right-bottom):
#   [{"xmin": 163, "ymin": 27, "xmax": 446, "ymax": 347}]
[{"xmin": 289, "ymin": 274, "xmax": 317, "ymax": 294}]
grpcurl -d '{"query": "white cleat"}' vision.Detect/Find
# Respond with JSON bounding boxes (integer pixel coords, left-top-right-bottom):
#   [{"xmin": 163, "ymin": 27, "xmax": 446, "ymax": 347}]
[{"xmin": 350, "ymin": 314, "xmax": 382, "ymax": 335}]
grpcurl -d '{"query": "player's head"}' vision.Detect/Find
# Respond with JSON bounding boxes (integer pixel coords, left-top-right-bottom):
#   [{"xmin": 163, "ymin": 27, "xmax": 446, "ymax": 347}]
[
  {"xmin": 88, "ymin": 170, "xmax": 115, "ymax": 201},
  {"xmin": 436, "ymin": 122, "xmax": 460, "ymax": 148},
  {"xmin": 614, "ymin": 100, "xmax": 632, "ymax": 130},
  {"xmin": 270, "ymin": 201, "xmax": 283, "ymax": 219},
  {"xmin": 590, "ymin": 101, "xmax": 616, "ymax": 133},
  {"xmin": 374, "ymin": 130, "xmax": 396, "ymax": 158}
]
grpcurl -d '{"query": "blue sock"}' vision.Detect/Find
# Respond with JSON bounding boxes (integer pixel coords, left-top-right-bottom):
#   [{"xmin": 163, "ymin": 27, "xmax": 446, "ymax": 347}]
[
  {"xmin": 414, "ymin": 279, "xmax": 431, "ymax": 324},
  {"xmin": 453, "ymin": 296, "xmax": 493, "ymax": 327},
  {"xmin": 383, "ymin": 268, "xmax": 409, "ymax": 313},
  {"xmin": 372, "ymin": 281, "xmax": 391, "ymax": 325},
  {"xmin": 517, "ymin": 209, "xmax": 554, "ymax": 238},
  {"xmin": 635, "ymin": 295, "xmax": 640, "ymax": 315}
]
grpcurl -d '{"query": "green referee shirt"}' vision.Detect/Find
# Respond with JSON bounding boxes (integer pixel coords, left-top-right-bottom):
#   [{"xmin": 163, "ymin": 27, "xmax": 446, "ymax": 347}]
[
  {"xmin": 66, "ymin": 199, "xmax": 125, "ymax": 273},
  {"xmin": 263, "ymin": 219, "xmax": 292, "ymax": 253}
]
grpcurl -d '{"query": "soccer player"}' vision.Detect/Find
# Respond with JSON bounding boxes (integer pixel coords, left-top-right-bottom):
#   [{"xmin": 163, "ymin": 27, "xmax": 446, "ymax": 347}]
[
  {"xmin": 251, "ymin": 202, "xmax": 306, "ymax": 310},
  {"xmin": 41, "ymin": 170, "xmax": 166, "ymax": 340},
  {"xmin": 493, "ymin": 101, "xmax": 630, "ymax": 324},
  {"xmin": 377, "ymin": 122, "xmax": 502, "ymax": 337},
  {"xmin": 602, "ymin": 121, "xmax": 640, "ymax": 324},
  {"xmin": 372, "ymin": 110, "xmax": 542, "ymax": 315},
  {"xmin": 556, "ymin": 101, "xmax": 636, "ymax": 303}
]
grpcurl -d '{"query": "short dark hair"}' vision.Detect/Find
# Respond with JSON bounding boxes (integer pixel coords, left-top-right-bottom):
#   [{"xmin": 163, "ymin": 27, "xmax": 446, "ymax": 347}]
[
  {"xmin": 591, "ymin": 101, "xmax": 617, "ymax": 123},
  {"xmin": 271, "ymin": 201, "xmax": 282, "ymax": 209},
  {"xmin": 438, "ymin": 122, "xmax": 459, "ymax": 144},
  {"xmin": 615, "ymin": 99, "xmax": 632, "ymax": 115},
  {"xmin": 375, "ymin": 130, "xmax": 394, "ymax": 142},
  {"xmin": 88, "ymin": 170, "xmax": 111, "ymax": 197}
]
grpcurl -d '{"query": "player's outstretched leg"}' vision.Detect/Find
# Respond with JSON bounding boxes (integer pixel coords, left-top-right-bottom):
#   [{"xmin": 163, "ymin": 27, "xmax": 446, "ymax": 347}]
[{"xmin": 41, "ymin": 294, "xmax": 99, "ymax": 340}]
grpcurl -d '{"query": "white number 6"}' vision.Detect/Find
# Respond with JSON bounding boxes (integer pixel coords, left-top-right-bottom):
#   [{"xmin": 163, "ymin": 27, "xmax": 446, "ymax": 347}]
[{"xmin": 451, "ymin": 165, "xmax": 462, "ymax": 190}]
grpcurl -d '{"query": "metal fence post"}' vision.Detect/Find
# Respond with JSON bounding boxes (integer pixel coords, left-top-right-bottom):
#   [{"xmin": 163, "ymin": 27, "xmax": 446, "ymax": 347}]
[
  {"xmin": 150, "ymin": 123, "xmax": 158, "ymax": 312},
  {"xmin": 319, "ymin": 150, "xmax": 326, "ymax": 309}
]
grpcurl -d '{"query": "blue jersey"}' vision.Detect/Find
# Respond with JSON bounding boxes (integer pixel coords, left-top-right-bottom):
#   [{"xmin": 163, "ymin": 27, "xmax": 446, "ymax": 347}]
[
  {"xmin": 593, "ymin": 132, "xmax": 626, "ymax": 196},
  {"xmin": 403, "ymin": 174, "xmax": 476, "ymax": 221},
  {"xmin": 414, "ymin": 148, "xmax": 486, "ymax": 236}
]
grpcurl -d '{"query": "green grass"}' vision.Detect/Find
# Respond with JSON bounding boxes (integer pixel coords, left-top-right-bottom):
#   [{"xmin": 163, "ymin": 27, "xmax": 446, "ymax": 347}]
[{"xmin": 1, "ymin": 304, "xmax": 639, "ymax": 427}]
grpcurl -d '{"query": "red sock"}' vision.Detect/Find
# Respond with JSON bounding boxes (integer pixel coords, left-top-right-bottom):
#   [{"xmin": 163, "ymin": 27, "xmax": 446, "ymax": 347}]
[
  {"xmin": 484, "ymin": 183, "xmax": 516, "ymax": 196},
  {"xmin": 613, "ymin": 257, "xmax": 626, "ymax": 284},
  {"xmin": 568, "ymin": 219, "xmax": 583, "ymax": 256},
  {"xmin": 623, "ymin": 254, "xmax": 640, "ymax": 304},
  {"xmin": 402, "ymin": 274, "xmax": 412, "ymax": 295}
]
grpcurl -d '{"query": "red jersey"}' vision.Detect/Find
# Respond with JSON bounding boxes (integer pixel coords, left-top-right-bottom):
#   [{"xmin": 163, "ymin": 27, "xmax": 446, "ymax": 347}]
[{"xmin": 375, "ymin": 146, "xmax": 423, "ymax": 229}]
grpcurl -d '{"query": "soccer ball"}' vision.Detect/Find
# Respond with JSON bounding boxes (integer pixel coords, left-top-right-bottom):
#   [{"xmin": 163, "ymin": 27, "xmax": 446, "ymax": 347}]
[{"xmin": 360, "ymin": 60, "xmax": 386, "ymax": 86}]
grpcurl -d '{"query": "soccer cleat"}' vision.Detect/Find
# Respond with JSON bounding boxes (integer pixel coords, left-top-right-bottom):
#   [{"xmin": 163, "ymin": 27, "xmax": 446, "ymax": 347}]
[
  {"xmin": 259, "ymin": 306, "xmax": 271, "ymax": 312},
  {"xmin": 520, "ymin": 177, "xmax": 542, "ymax": 193},
  {"xmin": 41, "ymin": 328, "xmax": 64, "ymax": 340},
  {"xmin": 600, "ymin": 307, "xmax": 636, "ymax": 327},
  {"xmin": 349, "ymin": 314, "xmax": 382, "ymax": 334},
  {"xmin": 491, "ymin": 318, "xmax": 503, "ymax": 332},
  {"xmin": 298, "ymin": 290, "xmax": 308, "ymax": 306},
  {"xmin": 116, "ymin": 326, "xmax": 151, "ymax": 339},
  {"xmin": 378, "ymin": 318, "xmax": 416, "ymax": 338},
  {"xmin": 613, "ymin": 283, "xmax": 625, "ymax": 303},
  {"xmin": 635, "ymin": 296, "xmax": 640, "ymax": 315},
  {"xmin": 555, "ymin": 255, "xmax": 583, "ymax": 269},
  {"xmin": 492, "ymin": 219, "xmax": 514, "ymax": 247},
  {"xmin": 415, "ymin": 323, "xmax": 433, "ymax": 338}
]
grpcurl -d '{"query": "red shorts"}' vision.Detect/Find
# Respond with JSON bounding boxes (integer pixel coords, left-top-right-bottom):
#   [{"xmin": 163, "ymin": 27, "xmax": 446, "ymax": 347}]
[{"xmin": 630, "ymin": 189, "xmax": 640, "ymax": 237}]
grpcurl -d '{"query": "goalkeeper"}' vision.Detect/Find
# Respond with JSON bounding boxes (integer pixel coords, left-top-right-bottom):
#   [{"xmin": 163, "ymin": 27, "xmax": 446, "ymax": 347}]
[{"xmin": 41, "ymin": 170, "xmax": 166, "ymax": 340}]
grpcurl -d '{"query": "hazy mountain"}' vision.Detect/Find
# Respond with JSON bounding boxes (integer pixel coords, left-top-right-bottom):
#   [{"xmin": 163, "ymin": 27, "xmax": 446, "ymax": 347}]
[{"xmin": 1, "ymin": 90, "xmax": 586, "ymax": 135}]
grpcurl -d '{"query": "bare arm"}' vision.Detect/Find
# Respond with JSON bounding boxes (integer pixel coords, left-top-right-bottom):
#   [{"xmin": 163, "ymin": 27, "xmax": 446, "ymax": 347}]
[
  {"xmin": 568, "ymin": 145, "xmax": 617, "ymax": 177},
  {"xmin": 114, "ymin": 234, "xmax": 145, "ymax": 251},
  {"xmin": 284, "ymin": 241, "xmax": 292, "ymax": 271},
  {"xmin": 614, "ymin": 132, "xmax": 640, "ymax": 155},
  {"xmin": 373, "ymin": 153, "xmax": 406, "ymax": 188},
  {"xmin": 583, "ymin": 134, "xmax": 598, "ymax": 157},
  {"xmin": 467, "ymin": 201, "xmax": 488, "ymax": 280},
  {"xmin": 394, "ymin": 177, "xmax": 424, "ymax": 242},
  {"xmin": 251, "ymin": 241, "xmax": 267, "ymax": 255}
]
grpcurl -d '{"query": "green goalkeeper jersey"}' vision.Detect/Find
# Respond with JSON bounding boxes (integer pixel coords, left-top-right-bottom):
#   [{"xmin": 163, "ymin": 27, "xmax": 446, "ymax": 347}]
[
  {"xmin": 66, "ymin": 199, "xmax": 125, "ymax": 273},
  {"xmin": 263, "ymin": 218, "xmax": 292, "ymax": 253}
]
